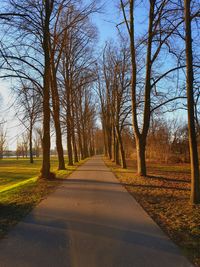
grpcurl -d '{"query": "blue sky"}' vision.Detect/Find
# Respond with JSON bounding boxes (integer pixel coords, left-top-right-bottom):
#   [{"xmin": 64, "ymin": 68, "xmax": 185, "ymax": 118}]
[
  {"xmin": 0, "ymin": 0, "xmax": 189, "ymax": 150},
  {"xmin": 92, "ymin": 1, "xmax": 120, "ymax": 44},
  {"xmin": 0, "ymin": 0, "xmax": 122, "ymax": 150},
  {"xmin": 92, "ymin": 0, "xmax": 148, "ymax": 45}
]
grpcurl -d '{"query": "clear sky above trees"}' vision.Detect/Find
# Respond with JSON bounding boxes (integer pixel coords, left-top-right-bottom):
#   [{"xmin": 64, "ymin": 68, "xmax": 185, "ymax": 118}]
[{"xmin": 0, "ymin": 0, "xmax": 191, "ymax": 150}]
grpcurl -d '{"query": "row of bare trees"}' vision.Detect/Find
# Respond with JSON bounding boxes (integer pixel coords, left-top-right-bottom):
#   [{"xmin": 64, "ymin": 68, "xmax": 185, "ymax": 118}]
[
  {"xmin": 0, "ymin": 0, "xmax": 199, "ymax": 204},
  {"xmin": 97, "ymin": 0, "xmax": 200, "ymax": 204},
  {"xmin": 0, "ymin": 1, "xmax": 100, "ymax": 175},
  {"xmin": 16, "ymin": 129, "xmax": 42, "ymax": 159},
  {"xmin": 97, "ymin": 42, "xmax": 131, "ymax": 169}
]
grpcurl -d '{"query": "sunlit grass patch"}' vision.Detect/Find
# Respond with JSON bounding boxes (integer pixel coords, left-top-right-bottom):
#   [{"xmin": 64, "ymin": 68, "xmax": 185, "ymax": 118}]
[
  {"xmin": 0, "ymin": 176, "xmax": 38, "ymax": 194},
  {"xmin": 0, "ymin": 156, "xmax": 87, "ymax": 239},
  {"xmin": 0, "ymin": 156, "xmax": 88, "ymax": 192},
  {"xmin": 0, "ymin": 156, "xmax": 66, "ymax": 190}
]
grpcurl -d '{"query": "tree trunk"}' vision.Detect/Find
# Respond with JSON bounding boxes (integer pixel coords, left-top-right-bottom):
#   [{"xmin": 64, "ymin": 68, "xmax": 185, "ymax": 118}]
[
  {"xmin": 112, "ymin": 126, "xmax": 116, "ymax": 162},
  {"xmin": 66, "ymin": 105, "xmax": 73, "ymax": 166},
  {"xmin": 75, "ymin": 98, "xmax": 84, "ymax": 160},
  {"xmin": 106, "ymin": 126, "xmax": 112, "ymax": 159},
  {"xmin": 67, "ymin": 131, "xmax": 73, "ymax": 165},
  {"xmin": 184, "ymin": 0, "xmax": 200, "ymax": 204},
  {"xmin": 72, "ymin": 127, "xmax": 78, "ymax": 162},
  {"xmin": 54, "ymin": 113, "xmax": 66, "ymax": 169},
  {"xmin": 119, "ymin": 143, "xmax": 126, "ymax": 169},
  {"xmin": 77, "ymin": 123, "xmax": 84, "ymax": 160},
  {"xmin": 116, "ymin": 127, "xmax": 126, "ymax": 169},
  {"xmin": 136, "ymin": 137, "xmax": 146, "ymax": 176},
  {"xmin": 115, "ymin": 138, "xmax": 120, "ymax": 165},
  {"xmin": 65, "ymin": 62, "xmax": 73, "ymax": 166},
  {"xmin": 81, "ymin": 110, "xmax": 89, "ymax": 158},
  {"xmin": 82, "ymin": 130, "xmax": 89, "ymax": 158},
  {"xmin": 50, "ymin": 63, "xmax": 66, "ymax": 170},
  {"xmin": 102, "ymin": 123, "xmax": 108, "ymax": 157},
  {"xmin": 71, "ymin": 101, "xmax": 78, "ymax": 162},
  {"xmin": 41, "ymin": 0, "xmax": 52, "ymax": 179},
  {"xmin": 78, "ymin": 133, "xmax": 84, "ymax": 160},
  {"xmin": 29, "ymin": 126, "xmax": 33, "ymax": 164},
  {"xmin": 89, "ymin": 129, "xmax": 95, "ymax": 156},
  {"xmin": 126, "ymin": 0, "xmax": 154, "ymax": 176}
]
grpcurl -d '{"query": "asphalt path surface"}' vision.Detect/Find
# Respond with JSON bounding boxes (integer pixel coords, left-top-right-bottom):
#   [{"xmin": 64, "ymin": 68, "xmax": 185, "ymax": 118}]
[{"xmin": 0, "ymin": 156, "xmax": 194, "ymax": 267}]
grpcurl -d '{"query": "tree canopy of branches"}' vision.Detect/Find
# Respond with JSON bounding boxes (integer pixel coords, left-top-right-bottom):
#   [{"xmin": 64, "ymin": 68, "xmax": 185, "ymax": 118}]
[
  {"xmin": 0, "ymin": 0, "xmax": 99, "ymax": 178},
  {"xmin": 0, "ymin": 0, "xmax": 199, "ymax": 204}
]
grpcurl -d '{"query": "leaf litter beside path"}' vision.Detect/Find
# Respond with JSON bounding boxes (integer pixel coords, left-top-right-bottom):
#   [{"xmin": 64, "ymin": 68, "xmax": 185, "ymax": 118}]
[{"xmin": 104, "ymin": 158, "xmax": 200, "ymax": 267}]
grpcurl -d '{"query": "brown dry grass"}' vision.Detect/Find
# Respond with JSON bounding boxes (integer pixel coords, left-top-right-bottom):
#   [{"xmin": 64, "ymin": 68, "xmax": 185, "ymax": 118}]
[{"xmin": 105, "ymin": 158, "xmax": 200, "ymax": 267}]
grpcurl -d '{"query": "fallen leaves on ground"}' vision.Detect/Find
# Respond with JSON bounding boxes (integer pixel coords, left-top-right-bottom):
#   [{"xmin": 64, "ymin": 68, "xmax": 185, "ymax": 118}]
[{"xmin": 105, "ymin": 158, "xmax": 200, "ymax": 267}]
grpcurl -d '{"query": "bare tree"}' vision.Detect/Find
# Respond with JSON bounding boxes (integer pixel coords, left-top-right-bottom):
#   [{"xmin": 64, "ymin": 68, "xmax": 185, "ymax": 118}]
[
  {"xmin": 184, "ymin": 0, "xmax": 200, "ymax": 204},
  {"xmin": 97, "ymin": 41, "xmax": 131, "ymax": 168},
  {"xmin": 0, "ymin": 125, "xmax": 7, "ymax": 159},
  {"xmin": 15, "ymin": 82, "xmax": 41, "ymax": 163},
  {"xmin": 59, "ymin": 4, "xmax": 97, "ymax": 164},
  {"xmin": 120, "ymin": 0, "xmax": 188, "ymax": 175}
]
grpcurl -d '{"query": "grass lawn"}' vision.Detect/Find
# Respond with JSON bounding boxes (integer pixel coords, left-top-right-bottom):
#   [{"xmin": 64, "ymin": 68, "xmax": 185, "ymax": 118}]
[
  {"xmin": 105, "ymin": 158, "xmax": 200, "ymax": 267},
  {"xmin": 0, "ymin": 157, "xmax": 87, "ymax": 238}
]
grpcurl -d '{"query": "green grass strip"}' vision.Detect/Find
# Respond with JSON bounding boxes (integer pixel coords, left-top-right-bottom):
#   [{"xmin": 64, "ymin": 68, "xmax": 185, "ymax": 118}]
[{"xmin": 0, "ymin": 176, "xmax": 38, "ymax": 194}]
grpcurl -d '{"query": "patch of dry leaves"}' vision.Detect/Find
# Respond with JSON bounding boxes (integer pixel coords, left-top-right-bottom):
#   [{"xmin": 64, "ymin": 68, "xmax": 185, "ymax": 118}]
[{"xmin": 105, "ymin": 159, "xmax": 200, "ymax": 267}]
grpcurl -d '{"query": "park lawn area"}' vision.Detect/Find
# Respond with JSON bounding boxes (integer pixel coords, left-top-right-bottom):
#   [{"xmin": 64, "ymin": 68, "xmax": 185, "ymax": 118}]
[
  {"xmin": 0, "ymin": 157, "xmax": 66, "ymax": 192},
  {"xmin": 105, "ymin": 158, "xmax": 200, "ymax": 267},
  {"xmin": 0, "ymin": 157, "xmax": 87, "ymax": 238}
]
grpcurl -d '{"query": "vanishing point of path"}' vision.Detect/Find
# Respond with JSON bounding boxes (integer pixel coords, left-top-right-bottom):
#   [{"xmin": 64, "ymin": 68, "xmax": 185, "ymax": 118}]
[{"xmin": 0, "ymin": 156, "xmax": 194, "ymax": 267}]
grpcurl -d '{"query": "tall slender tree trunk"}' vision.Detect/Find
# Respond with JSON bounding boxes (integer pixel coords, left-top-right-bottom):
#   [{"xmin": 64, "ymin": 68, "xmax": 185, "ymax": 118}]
[
  {"xmin": 136, "ymin": 137, "xmax": 146, "ymax": 176},
  {"xmin": 54, "ymin": 111, "xmax": 66, "ymax": 169},
  {"xmin": 72, "ymin": 127, "xmax": 78, "ymax": 162},
  {"xmin": 89, "ymin": 139, "xmax": 93, "ymax": 157},
  {"xmin": 82, "ymin": 129, "xmax": 89, "ymax": 158},
  {"xmin": 77, "ymin": 119, "xmax": 84, "ymax": 160},
  {"xmin": 116, "ymin": 127, "xmax": 126, "ymax": 169},
  {"xmin": 66, "ymin": 127, "xmax": 73, "ymax": 165},
  {"xmin": 41, "ymin": 0, "xmax": 52, "ymax": 179},
  {"xmin": 50, "ymin": 63, "xmax": 66, "ymax": 170},
  {"xmin": 137, "ymin": 0, "xmax": 154, "ymax": 176},
  {"xmin": 91, "ymin": 130, "xmax": 95, "ymax": 156},
  {"xmin": 71, "ymin": 101, "xmax": 78, "ymax": 162},
  {"xmin": 106, "ymin": 126, "xmax": 112, "ymax": 159},
  {"xmin": 80, "ymin": 106, "xmax": 89, "ymax": 158},
  {"xmin": 74, "ymin": 97, "xmax": 84, "ymax": 159},
  {"xmin": 65, "ymin": 63, "xmax": 73, "ymax": 166},
  {"xmin": 29, "ymin": 125, "xmax": 33, "ymax": 164},
  {"xmin": 78, "ymin": 131, "xmax": 84, "ymax": 160},
  {"xmin": 66, "ymin": 94, "xmax": 73, "ymax": 166},
  {"xmin": 115, "ymin": 138, "xmax": 120, "ymax": 165},
  {"xmin": 184, "ymin": 0, "xmax": 200, "ymax": 204},
  {"xmin": 112, "ymin": 126, "xmax": 116, "ymax": 162},
  {"xmin": 128, "ymin": 0, "xmax": 144, "ymax": 175},
  {"xmin": 127, "ymin": 0, "xmax": 154, "ymax": 176},
  {"xmin": 102, "ymin": 123, "xmax": 108, "ymax": 157}
]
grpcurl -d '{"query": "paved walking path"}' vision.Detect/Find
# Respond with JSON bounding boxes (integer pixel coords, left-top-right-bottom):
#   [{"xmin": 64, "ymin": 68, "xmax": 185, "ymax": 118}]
[{"xmin": 0, "ymin": 156, "xmax": 193, "ymax": 267}]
